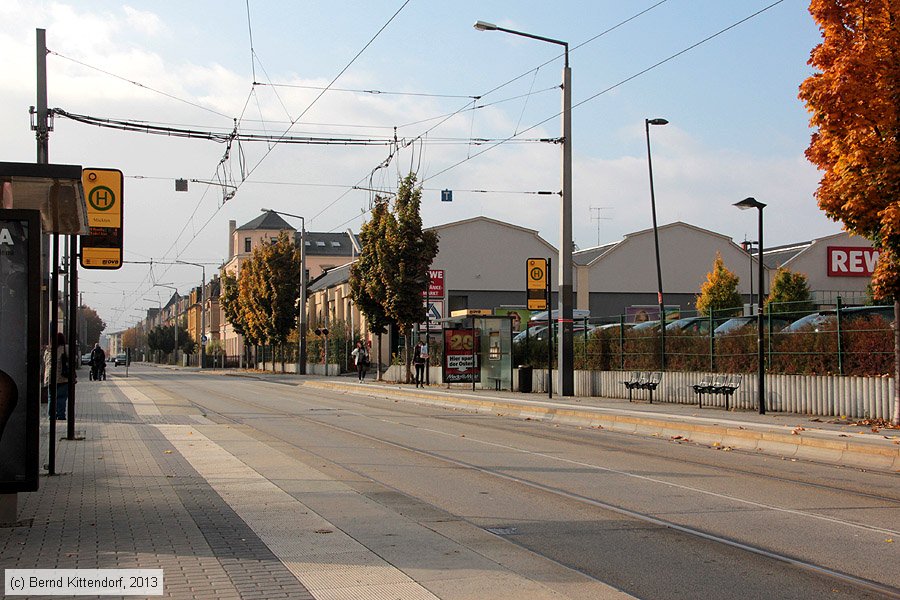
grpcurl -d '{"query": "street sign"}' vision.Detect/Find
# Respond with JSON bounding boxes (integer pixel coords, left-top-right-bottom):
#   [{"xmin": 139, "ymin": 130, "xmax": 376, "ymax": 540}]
[
  {"xmin": 80, "ymin": 168, "xmax": 123, "ymax": 269},
  {"xmin": 201, "ymin": 335, "xmax": 208, "ymax": 345},
  {"xmin": 441, "ymin": 189, "xmax": 453, "ymax": 202},
  {"xmin": 526, "ymin": 258, "xmax": 548, "ymax": 310},
  {"xmin": 422, "ymin": 300, "xmax": 443, "ymax": 330}
]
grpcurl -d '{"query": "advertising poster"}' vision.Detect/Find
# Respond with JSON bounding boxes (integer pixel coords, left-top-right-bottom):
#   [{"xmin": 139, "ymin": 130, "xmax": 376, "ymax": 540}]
[
  {"xmin": 0, "ymin": 211, "xmax": 39, "ymax": 492},
  {"xmin": 443, "ymin": 328, "xmax": 480, "ymax": 383},
  {"xmin": 494, "ymin": 308, "xmax": 532, "ymax": 333}
]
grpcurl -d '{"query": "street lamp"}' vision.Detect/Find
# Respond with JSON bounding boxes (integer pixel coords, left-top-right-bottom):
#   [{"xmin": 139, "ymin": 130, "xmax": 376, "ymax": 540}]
[
  {"xmin": 734, "ymin": 197, "xmax": 767, "ymax": 415},
  {"xmin": 260, "ymin": 209, "xmax": 307, "ymax": 375},
  {"xmin": 645, "ymin": 117, "xmax": 668, "ymax": 371},
  {"xmin": 153, "ymin": 284, "xmax": 180, "ymax": 366},
  {"xmin": 475, "ymin": 20, "xmax": 575, "ymax": 395},
  {"xmin": 177, "ymin": 260, "xmax": 206, "ymax": 369}
]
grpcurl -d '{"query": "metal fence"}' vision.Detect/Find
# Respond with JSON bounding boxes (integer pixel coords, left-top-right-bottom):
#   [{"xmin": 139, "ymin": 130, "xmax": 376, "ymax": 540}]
[{"xmin": 513, "ymin": 300, "xmax": 895, "ymax": 378}]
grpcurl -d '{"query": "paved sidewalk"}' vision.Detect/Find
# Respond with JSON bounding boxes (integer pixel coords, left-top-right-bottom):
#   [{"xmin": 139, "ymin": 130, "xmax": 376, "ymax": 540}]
[{"xmin": 0, "ymin": 370, "xmax": 631, "ymax": 600}]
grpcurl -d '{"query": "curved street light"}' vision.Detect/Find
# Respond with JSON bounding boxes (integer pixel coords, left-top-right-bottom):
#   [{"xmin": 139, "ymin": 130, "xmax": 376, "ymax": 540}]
[
  {"xmin": 475, "ymin": 19, "xmax": 574, "ymax": 395},
  {"xmin": 734, "ymin": 197, "xmax": 767, "ymax": 415}
]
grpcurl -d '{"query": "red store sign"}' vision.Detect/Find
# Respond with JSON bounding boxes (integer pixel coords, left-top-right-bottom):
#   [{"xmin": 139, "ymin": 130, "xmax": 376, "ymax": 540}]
[
  {"xmin": 422, "ymin": 269, "xmax": 444, "ymax": 297},
  {"xmin": 827, "ymin": 246, "xmax": 879, "ymax": 277}
]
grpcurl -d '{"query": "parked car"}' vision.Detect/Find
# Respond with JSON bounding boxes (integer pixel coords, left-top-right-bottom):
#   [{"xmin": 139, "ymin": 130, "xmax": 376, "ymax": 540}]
[
  {"xmin": 631, "ymin": 320, "xmax": 661, "ymax": 332},
  {"xmin": 665, "ymin": 316, "xmax": 711, "ymax": 334},
  {"xmin": 713, "ymin": 315, "xmax": 792, "ymax": 335},
  {"xmin": 782, "ymin": 305, "xmax": 894, "ymax": 333},
  {"xmin": 527, "ymin": 309, "xmax": 591, "ymax": 324},
  {"xmin": 114, "ymin": 353, "xmax": 128, "ymax": 366},
  {"xmin": 513, "ymin": 323, "xmax": 595, "ymax": 344},
  {"xmin": 591, "ymin": 322, "xmax": 636, "ymax": 334},
  {"xmin": 81, "ymin": 353, "xmax": 92, "ymax": 366}
]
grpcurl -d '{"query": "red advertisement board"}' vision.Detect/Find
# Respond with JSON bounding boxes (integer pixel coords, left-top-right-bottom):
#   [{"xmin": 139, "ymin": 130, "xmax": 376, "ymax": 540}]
[
  {"xmin": 442, "ymin": 328, "xmax": 480, "ymax": 383},
  {"xmin": 827, "ymin": 246, "xmax": 879, "ymax": 277}
]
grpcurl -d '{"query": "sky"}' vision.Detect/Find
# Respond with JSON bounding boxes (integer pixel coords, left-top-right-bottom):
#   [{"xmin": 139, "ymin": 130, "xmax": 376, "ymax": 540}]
[{"xmin": 0, "ymin": 0, "xmax": 835, "ymax": 332}]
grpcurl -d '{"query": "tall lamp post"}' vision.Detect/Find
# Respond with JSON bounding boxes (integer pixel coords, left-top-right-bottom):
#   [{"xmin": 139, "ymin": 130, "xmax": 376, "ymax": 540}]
[
  {"xmin": 261, "ymin": 209, "xmax": 307, "ymax": 375},
  {"xmin": 734, "ymin": 197, "xmax": 767, "ymax": 415},
  {"xmin": 475, "ymin": 20, "xmax": 574, "ymax": 395},
  {"xmin": 154, "ymin": 284, "xmax": 180, "ymax": 366},
  {"xmin": 645, "ymin": 117, "xmax": 668, "ymax": 371},
  {"xmin": 177, "ymin": 261, "xmax": 206, "ymax": 369}
]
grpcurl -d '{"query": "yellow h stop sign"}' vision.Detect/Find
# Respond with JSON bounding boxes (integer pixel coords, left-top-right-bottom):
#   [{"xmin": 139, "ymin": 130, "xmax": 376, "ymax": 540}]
[
  {"xmin": 526, "ymin": 258, "xmax": 548, "ymax": 310},
  {"xmin": 80, "ymin": 168, "xmax": 123, "ymax": 269}
]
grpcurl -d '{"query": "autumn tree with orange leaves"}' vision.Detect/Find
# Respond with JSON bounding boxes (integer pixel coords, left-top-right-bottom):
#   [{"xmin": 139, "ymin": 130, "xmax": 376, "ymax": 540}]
[{"xmin": 799, "ymin": 0, "xmax": 900, "ymax": 424}]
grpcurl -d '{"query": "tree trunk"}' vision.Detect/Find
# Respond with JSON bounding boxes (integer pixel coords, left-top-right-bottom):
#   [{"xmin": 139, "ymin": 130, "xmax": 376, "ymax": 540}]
[{"xmin": 894, "ymin": 299, "xmax": 899, "ymax": 426}]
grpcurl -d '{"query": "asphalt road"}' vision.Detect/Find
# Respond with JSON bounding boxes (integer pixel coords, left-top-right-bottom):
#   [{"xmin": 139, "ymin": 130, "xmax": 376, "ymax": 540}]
[{"xmin": 130, "ymin": 367, "xmax": 900, "ymax": 600}]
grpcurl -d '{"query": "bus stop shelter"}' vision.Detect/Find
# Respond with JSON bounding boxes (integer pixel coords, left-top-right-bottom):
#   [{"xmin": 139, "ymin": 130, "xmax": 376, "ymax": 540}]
[{"xmin": 441, "ymin": 314, "xmax": 514, "ymax": 391}]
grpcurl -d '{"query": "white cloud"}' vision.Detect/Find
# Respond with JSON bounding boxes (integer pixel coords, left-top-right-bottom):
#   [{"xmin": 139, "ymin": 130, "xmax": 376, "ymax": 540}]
[{"xmin": 123, "ymin": 5, "xmax": 163, "ymax": 36}]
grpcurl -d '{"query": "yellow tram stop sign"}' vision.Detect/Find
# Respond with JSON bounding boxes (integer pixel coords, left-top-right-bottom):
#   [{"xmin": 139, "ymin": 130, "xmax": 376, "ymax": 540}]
[
  {"xmin": 80, "ymin": 168, "xmax": 123, "ymax": 269},
  {"xmin": 526, "ymin": 258, "xmax": 548, "ymax": 310}
]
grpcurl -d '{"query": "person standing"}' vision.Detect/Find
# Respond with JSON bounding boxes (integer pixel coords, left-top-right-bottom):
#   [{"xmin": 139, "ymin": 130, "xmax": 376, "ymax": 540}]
[
  {"xmin": 351, "ymin": 340, "xmax": 369, "ymax": 383},
  {"xmin": 52, "ymin": 332, "xmax": 69, "ymax": 420},
  {"xmin": 413, "ymin": 341, "xmax": 426, "ymax": 388}
]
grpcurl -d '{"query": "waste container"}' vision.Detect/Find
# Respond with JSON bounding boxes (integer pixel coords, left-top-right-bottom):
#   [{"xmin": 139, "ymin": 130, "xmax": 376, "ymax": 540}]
[{"xmin": 517, "ymin": 365, "xmax": 533, "ymax": 393}]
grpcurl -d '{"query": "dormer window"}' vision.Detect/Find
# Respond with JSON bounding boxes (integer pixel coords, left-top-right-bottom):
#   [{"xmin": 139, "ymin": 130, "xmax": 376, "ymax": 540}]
[
  {"xmin": 331, "ymin": 241, "xmax": 341, "ymax": 247},
  {"xmin": 316, "ymin": 241, "xmax": 325, "ymax": 247}
]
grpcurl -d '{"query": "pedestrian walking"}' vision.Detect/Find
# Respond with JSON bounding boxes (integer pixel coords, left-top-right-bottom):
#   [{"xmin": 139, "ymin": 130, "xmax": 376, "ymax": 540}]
[
  {"xmin": 413, "ymin": 341, "xmax": 426, "ymax": 388},
  {"xmin": 90, "ymin": 343, "xmax": 106, "ymax": 381},
  {"xmin": 351, "ymin": 340, "xmax": 369, "ymax": 382}
]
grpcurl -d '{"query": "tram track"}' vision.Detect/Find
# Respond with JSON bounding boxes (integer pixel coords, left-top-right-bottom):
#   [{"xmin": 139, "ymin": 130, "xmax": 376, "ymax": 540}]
[{"xmin": 130, "ymin": 371, "xmax": 900, "ymax": 599}]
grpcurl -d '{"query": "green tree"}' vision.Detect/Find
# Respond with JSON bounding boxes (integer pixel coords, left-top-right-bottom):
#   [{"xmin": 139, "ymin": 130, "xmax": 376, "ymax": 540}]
[
  {"xmin": 148, "ymin": 323, "xmax": 192, "ymax": 359},
  {"xmin": 237, "ymin": 231, "xmax": 303, "ymax": 370},
  {"xmin": 799, "ymin": 0, "xmax": 900, "ymax": 424},
  {"xmin": 350, "ymin": 196, "xmax": 393, "ymax": 377},
  {"xmin": 765, "ymin": 268, "xmax": 815, "ymax": 317},
  {"xmin": 695, "ymin": 253, "xmax": 742, "ymax": 317},
  {"xmin": 148, "ymin": 325, "xmax": 175, "ymax": 355},
  {"xmin": 220, "ymin": 271, "xmax": 250, "ymax": 340},
  {"xmin": 380, "ymin": 174, "xmax": 439, "ymax": 381}
]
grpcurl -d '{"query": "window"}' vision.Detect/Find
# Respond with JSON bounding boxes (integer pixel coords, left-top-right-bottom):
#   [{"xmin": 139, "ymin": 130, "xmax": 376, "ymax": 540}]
[
  {"xmin": 331, "ymin": 241, "xmax": 341, "ymax": 247},
  {"xmin": 244, "ymin": 237, "xmax": 251, "ymax": 252},
  {"xmin": 316, "ymin": 241, "xmax": 326, "ymax": 247}
]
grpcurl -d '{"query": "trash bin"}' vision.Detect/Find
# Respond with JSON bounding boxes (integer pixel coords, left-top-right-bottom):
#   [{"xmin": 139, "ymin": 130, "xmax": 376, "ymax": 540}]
[{"xmin": 517, "ymin": 365, "xmax": 533, "ymax": 393}]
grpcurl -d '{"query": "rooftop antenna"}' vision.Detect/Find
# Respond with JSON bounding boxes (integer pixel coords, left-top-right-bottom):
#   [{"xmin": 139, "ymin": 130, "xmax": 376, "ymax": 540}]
[{"xmin": 590, "ymin": 207, "xmax": 612, "ymax": 246}]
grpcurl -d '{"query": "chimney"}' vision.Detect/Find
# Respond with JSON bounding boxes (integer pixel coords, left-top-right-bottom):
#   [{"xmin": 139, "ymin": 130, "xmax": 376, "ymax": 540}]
[{"xmin": 228, "ymin": 220, "xmax": 236, "ymax": 258}]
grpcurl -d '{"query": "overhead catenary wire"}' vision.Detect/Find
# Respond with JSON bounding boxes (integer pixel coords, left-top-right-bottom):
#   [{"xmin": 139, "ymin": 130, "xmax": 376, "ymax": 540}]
[
  {"xmin": 48, "ymin": 50, "xmax": 233, "ymax": 120},
  {"xmin": 422, "ymin": 0, "xmax": 787, "ymax": 186}
]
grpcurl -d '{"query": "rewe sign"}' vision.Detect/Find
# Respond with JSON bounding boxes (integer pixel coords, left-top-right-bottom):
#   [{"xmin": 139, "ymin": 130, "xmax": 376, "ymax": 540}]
[
  {"xmin": 827, "ymin": 246, "xmax": 879, "ymax": 277},
  {"xmin": 421, "ymin": 269, "xmax": 444, "ymax": 298}
]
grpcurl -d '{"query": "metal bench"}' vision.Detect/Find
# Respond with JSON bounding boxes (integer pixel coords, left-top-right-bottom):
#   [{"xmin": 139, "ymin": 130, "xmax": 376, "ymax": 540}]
[
  {"xmin": 639, "ymin": 371, "xmax": 662, "ymax": 404},
  {"xmin": 625, "ymin": 371, "xmax": 662, "ymax": 403},
  {"xmin": 693, "ymin": 373, "xmax": 742, "ymax": 410},
  {"xmin": 622, "ymin": 371, "xmax": 642, "ymax": 401}
]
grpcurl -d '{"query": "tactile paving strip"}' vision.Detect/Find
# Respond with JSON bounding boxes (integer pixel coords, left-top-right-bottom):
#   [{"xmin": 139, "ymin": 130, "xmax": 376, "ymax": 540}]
[{"xmin": 155, "ymin": 425, "xmax": 441, "ymax": 600}]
